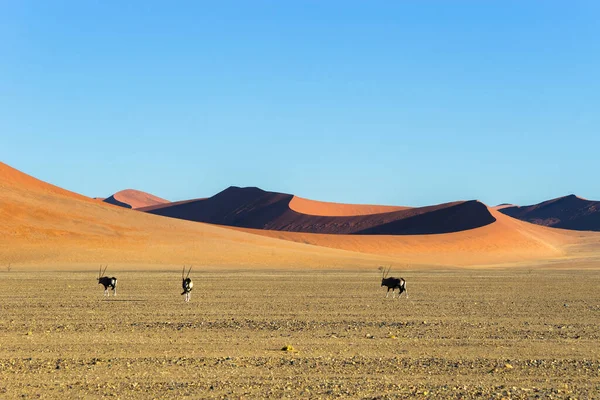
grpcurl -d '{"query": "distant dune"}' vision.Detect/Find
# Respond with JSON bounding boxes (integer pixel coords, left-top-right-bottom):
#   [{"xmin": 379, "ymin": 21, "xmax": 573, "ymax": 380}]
[
  {"xmin": 492, "ymin": 203, "xmax": 516, "ymax": 210},
  {"xmin": 0, "ymin": 162, "xmax": 390, "ymax": 269},
  {"xmin": 136, "ymin": 198, "xmax": 206, "ymax": 212},
  {"xmin": 233, "ymin": 208, "xmax": 590, "ymax": 267},
  {"xmin": 2, "ymin": 162, "xmax": 599, "ymax": 269},
  {"xmin": 103, "ymin": 189, "xmax": 169, "ymax": 209},
  {"xmin": 143, "ymin": 186, "xmax": 497, "ymax": 235},
  {"xmin": 289, "ymin": 196, "xmax": 409, "ymax": 216},
  {"xmin": 499, "ymin": 195, "xmax": 600, "ymax": 231}
]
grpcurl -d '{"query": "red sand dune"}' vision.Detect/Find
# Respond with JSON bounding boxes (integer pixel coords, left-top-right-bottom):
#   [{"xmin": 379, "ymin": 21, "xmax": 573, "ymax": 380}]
[
  {"xmin": 103, "ymin": 189, "xmax": 169, "ymax": 209},
  {"xmin": 2, "ymin": 161, "xmax": 599, "ymax": 268},
  {"xmin": 143, "ymin": 186, "xmax": 497, "ymax": 235},
  {"xmin": 0, "ymin": 162, "xmax": 390, "ymax": 268},
  {"xmin": 499, "ymin": 195, "xmax": 600, "ymax": 231},
  {"xmin": 233, "ymin": 208, "xmax": 593, "ymax": 267},
  {"xmin": 0, "ymin": 162, "xmax": 96, "ymax": 203},
  {"xmin": 289, "ymin": 196, "xmax": 409, "ymax": 216}
]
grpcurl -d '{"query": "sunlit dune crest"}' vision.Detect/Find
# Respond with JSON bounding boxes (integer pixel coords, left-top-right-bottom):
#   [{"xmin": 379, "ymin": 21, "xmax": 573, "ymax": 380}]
[
  {"xmin": 289, "ymin": 196, "xmax": 410, "ymax": 216},
  {"xmin": 492, "ymin": 203, "xmax": 516, "ymax": 210},
  {"xmin": 103, "ymin": 189, "xmax": 169, "ymax": 209}
]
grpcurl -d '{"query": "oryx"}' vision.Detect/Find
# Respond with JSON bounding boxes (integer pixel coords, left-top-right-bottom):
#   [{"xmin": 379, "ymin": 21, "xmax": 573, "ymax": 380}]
[
  {"xmin": 97, "ymin": 265, "xmax": 117, "ymax": 297},
  {"xmin": 181, "ymin": 265, "xmax": 193, "ymax": 302},
  {"xmin": 380, "ymin": 266, "xmax": 407, "ymax": 299}
]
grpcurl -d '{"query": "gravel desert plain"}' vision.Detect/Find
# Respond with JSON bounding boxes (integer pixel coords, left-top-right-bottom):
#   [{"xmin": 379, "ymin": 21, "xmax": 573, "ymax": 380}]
[{"xmin": 1, "ymin": 161, "xmax": 600, "ymax": 399}]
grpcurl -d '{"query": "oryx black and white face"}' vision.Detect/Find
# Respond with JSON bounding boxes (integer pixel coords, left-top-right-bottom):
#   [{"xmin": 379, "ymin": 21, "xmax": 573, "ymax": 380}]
[
  {"xmin": 181, "ymin": 265, "xmax": 193, "ymax": 302},
  {"xmin": 97, "ymin": 265, "xmax": 117, "ymax": 297},
  {"xmin": 380, "ymin": 266, "xmax": 407, "ymax": 299}
]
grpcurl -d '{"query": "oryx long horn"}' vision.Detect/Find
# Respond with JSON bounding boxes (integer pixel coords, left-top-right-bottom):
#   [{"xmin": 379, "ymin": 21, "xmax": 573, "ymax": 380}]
[
  {"xmin": 186, "ymin": 266, "xmax": 192, "ymax": 280},
  {"xmin": 182, "ymin": 265, "xmax": 186, "ymax": 280}
]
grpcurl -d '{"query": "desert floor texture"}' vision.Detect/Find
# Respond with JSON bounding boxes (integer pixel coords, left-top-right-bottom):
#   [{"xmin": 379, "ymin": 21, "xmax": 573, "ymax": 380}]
[
  {"xmin": 2, "ymin": 162, "xmax": 600, "ymax": 398},
  {"xmin": 1, "ymin": 268, "xmax": 599, "ymax": 399}
]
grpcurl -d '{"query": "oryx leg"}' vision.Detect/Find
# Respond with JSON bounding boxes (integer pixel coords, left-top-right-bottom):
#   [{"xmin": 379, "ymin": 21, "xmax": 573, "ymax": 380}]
[{"xmin": 385, "ymin": 288, "xmax": 390, "ymax": 298}]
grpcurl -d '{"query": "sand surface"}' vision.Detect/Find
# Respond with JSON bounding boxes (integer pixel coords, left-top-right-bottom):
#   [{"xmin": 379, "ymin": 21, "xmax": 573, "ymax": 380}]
[
  {"xmin": 2, "ymin": 161, "xmax": 600, "ymax": 399},
  {"xmin": 0, "ymin": 162, "xmax": 393, "ymax": 269},
  {"xmin": 2, "ymin": 161, "xmax": 600, "ymax": 269},
  {"xmin": 1, "ymin": 269, "xmax": 599, "ymax": 399}
]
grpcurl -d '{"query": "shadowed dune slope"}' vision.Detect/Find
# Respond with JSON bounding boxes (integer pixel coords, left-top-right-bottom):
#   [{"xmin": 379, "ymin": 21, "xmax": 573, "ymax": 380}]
[
  {"xmin": 103, "ymin": 194, "xmax": 132, "ymax": 209},
  {"xmin": 493, "ymin": 203, "xmax": 516, "ymax": 210},
  {"xmin": 0, "ymin": 162, "xmax": 393, "ymax": 268},
  {"xmin": 103, "ymin": 189, "xmax": 169, "ymax": 209},
  {"xmin": 143, "ymin": 186, "xmax": 497, "ymax": 235},
  {"xmin": 499, "ymin": 195, "xmax": 600, "ymax": 231},
  {"xmin": 233, "ymin": 208, "xmax": 599, "ymax": 267},
  {"xmin": 137, "ymin": 198, "xmax": 205, "ymax": 212}
]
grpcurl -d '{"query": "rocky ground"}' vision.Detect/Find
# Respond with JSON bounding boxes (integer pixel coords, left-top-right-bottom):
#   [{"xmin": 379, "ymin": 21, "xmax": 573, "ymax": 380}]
[{"xmin": 0, "ymin": 269, "xmax": 599, "ymax": 399}]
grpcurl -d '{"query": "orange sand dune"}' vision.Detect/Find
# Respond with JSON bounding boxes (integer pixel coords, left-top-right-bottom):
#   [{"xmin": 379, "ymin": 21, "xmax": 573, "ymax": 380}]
[
  {"xmin": 2, "ymin": 161, "xmax": 599, "ymax": 269},
  {"xmin": 232, "ymin": 208, "xmax": 600, "ymax": 267},
  {"xmin": 289, "ymin": 196, "xmax": 409, "ymax": 216},
  {"xmin": 104, "ymin": 189, "xmax": 169, "ymax": 209},
  {"xmin": 0, "ymin": 162, "xmax": 394, "ymax": 269},
  {"xmin": 0, "ymin": 162, "xmax": 98, "ymax": 204},
  {"xmin": 144, "ymin": 186, "xmax": 497, "ymax": 235}
]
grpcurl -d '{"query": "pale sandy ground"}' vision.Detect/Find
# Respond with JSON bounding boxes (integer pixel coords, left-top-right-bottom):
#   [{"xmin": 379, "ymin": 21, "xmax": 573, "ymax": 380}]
[{"xmin": 0, "ymin": 269, "xmax": 599, "ymax": 399}]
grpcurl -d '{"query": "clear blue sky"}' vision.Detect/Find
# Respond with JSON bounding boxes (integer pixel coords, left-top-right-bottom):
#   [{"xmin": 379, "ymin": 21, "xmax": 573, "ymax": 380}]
[{"xmin": 1, "ymin": 1, "xmax": 598, "ymax": 207}]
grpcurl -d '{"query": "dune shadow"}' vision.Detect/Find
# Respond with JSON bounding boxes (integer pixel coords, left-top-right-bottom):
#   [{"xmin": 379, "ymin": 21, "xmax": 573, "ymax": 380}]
[
  {"xmin": 498, "ymin": 194, "xmax": 600, "ymax": 231},
  {"xmin": 102, "ymin": 195, "xmax": 133, "ymax": 209},
  {"xmin": 144, "ymin": 186, "xmax": 497, "ymax": 235}
]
